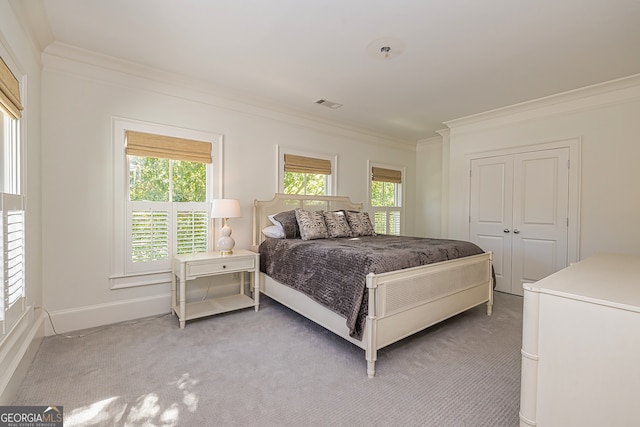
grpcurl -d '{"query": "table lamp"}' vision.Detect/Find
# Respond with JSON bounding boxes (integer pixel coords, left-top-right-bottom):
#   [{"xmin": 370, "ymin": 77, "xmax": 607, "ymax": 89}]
[{"xmin": 211, "ymin": 199, "xmax": 241, "ymax": 255}]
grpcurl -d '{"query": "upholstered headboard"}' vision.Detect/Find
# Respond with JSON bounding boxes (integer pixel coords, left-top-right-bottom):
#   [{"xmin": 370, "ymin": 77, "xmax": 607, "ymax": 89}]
[{"xmin": 251, "ymin": 193, "xmax": 363, "ymax": 250}]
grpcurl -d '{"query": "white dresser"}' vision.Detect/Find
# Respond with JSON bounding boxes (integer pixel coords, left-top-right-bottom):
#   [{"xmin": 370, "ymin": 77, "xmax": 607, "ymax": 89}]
[{"xmin": 519, "ymin": 253, "xmax": 640, "ymax": 426}]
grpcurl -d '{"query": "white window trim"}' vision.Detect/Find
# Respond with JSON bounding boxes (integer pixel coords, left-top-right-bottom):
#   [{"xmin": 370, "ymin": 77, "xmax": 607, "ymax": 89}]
[
  {"xmin": 110, "ymin": 117, "xmax": 223, "ymax": 289},
  {"xmin": 2, "ymin": 113, "xmax": 21, "ymax": 195},
  {"xmin": 276, "ymin": 145, "xmax": 337, "ymax": 195},
  {"xmin": 367, "ymin": 161, "xmax": 405, "ymax": 235}
]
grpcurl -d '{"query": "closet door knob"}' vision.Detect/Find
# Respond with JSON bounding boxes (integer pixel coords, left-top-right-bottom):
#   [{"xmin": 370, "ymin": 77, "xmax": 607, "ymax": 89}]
[
  {"xmin": 513, "ymin": 229, "xmax": 520, "ymax": 234},
  {"xmin": 504, "ymin": 229, "xmax": 510, "ymax": 233}
]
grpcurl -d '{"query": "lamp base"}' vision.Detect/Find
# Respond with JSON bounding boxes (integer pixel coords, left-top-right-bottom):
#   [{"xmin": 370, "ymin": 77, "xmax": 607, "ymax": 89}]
[{"xmin": 217, "ymin": 222, "xmax": 235, "ymax": 255}]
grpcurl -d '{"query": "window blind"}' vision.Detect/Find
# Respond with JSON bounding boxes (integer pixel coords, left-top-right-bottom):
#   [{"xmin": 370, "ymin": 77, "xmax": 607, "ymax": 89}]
[
  {"xmin": 0, "ymin": 56, "xmax": 23, "ymax": 119},
  {"xmin": 372, "ymin": 167, "xmax": 402, "ymax": 183},
  {"xmin": 1, "ymin": 194, "xmax": 25, "ymax": 327},
  {"xmin": 131, "ymin": 209, "xmax": 170, "ymax": 263},
  {"xmin": 5, "ymin": 210, "xmax": 24, "ymax": 306},
  {"xmin": 374, "ymin": 210, "xmax": 401, "ymax": 235},
  {"xmin": 284, "ymin": 154, "xmax": 331, "ymax": 175},
  {"xmin": 126, "ymin": 131, "xmax": 212, "ymax": 164},
  {"xmin": 388, "ymin": 210, "xmax": 401, "ymax": 235},
  {"xmin": 176, "ymin": 209, "xmax": 209, "ymax": 254}
]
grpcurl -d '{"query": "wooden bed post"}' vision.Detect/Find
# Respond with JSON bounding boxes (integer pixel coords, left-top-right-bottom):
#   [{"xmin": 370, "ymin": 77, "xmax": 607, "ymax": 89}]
[{"xmin": 365, "ymin": 273, "xmax": 377, "ymax": 378}]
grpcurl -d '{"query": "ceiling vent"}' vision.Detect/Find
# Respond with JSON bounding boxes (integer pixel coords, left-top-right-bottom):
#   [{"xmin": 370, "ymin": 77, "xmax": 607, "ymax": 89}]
[{"xmin": 315, "ymin": 99, "xmax": 343, "ymax": 109}]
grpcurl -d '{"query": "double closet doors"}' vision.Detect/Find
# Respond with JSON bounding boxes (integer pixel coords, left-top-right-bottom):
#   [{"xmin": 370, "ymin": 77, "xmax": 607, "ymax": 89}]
[{"xmin": 469, "ymin": 147, "xmax": 569, "ymax": 295}]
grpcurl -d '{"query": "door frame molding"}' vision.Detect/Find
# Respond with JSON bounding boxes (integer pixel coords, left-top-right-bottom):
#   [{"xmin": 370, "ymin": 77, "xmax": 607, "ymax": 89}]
[{"xmin": 464, "ymin": 137, "xmax": 582, "ymax": 264}]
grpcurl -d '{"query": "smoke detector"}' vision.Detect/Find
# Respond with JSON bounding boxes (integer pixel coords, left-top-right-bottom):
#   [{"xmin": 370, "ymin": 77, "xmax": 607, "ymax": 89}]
[{"xmin": 366, "ymin": 37, "xmax": 405, "ymax": 60}]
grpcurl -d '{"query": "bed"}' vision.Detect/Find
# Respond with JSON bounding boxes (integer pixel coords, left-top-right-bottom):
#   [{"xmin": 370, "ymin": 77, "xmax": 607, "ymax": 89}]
[{"xmin": 251, "ymin": 194, "xmax": 493, "ymax": 377}]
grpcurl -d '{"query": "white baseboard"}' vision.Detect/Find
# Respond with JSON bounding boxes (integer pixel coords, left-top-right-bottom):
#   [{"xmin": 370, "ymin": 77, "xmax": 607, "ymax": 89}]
[
  {"xmin": 42, "ymin": 280, "xmax": 244, "ymax": 335},
  {"xmin": 0, "ymin": 310, "xmax": 44, "ymax": 405},
  {"xmin": 43, "ymin": 293, "xmax": 172, "ymax": 336}
]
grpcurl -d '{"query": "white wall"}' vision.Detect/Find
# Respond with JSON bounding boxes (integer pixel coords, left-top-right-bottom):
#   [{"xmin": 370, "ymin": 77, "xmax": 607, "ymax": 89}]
[
  {"xmin": 415, "ymin": 138, "xmax": 442, "ymax": 237},
  {"xmin": 0, "ymin": 0, "xmax": 44, "ymax": 404},
  {"xmin": 40, "ymin": 43, "xmax": 417, "ymax": 333},
  {"xmin": 442, "ymin": 75, "xmax": 640, "ymax": 260}
]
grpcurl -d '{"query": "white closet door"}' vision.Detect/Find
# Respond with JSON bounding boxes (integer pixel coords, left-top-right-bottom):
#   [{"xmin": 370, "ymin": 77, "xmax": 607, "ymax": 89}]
[
  {"xmin": 511, "ymin": 148, "xmax": 569, "ymax": 295},
  {"xmin": 469, "ymin": 155, "xmax": 513, "ymax": 294},
  {"xmin": 470, "ymin": 147, "xmax": 569, "ymax": 295}
]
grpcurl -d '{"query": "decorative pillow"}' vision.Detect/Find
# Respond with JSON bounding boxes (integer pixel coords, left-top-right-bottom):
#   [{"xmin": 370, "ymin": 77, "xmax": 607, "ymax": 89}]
[
  {"xmin": 272, "ymin": 210, "xmax": 300, "ymax": 239},
  {"xmin": 295, "ymin": 208, "xmax": 329, "ymax": 240},
  {"xmin": 345, "ymin": 211, "xmax": 376, "ymax": 236},
  {"xmin": 262, "ymin": 225, "xmax": 285, "ymax": 239},
  {"xmin": 322, "ymin": 210, "xmax": 352, "ymax": 238}
]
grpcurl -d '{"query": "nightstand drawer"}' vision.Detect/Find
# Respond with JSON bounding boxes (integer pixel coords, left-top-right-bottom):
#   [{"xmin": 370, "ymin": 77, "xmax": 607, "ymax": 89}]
[{"xmin": 187, "ymin": 257, "xmax": 255, "ymax": 277}]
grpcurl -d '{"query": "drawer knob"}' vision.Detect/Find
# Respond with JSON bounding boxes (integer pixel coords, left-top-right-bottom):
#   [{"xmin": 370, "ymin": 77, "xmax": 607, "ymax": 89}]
[{"xmin": 222, "ymin": 265, "xmax": 227, "ymax": 269}]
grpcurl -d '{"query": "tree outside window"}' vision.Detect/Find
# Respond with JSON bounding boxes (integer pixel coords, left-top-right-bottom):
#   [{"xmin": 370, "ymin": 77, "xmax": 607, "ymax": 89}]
[
  {"xmin": 282, "ymin": 153, "xmax": 332, "ymax": 196},
  {"xmin": 283, "ymin": 171, "xmax": 326, "ymax": 195},
  {"xmin": 129, "ymin": 157, "xmax": 206, "ymax": 203}
]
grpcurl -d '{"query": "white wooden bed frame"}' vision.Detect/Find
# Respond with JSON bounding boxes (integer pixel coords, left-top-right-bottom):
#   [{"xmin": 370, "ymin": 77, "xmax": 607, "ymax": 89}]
[{"xmin": 251, "ymin": 194, "xmax": 493, "ymax": 377}]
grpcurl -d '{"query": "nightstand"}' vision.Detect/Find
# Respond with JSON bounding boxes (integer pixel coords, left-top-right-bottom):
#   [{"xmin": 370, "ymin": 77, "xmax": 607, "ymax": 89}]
[{"xmin": 171, "ymin": 249, "xmax": 260, "ymax": 328}]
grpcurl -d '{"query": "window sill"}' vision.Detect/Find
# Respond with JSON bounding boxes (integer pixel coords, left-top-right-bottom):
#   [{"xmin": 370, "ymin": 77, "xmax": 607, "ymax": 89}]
[{"xmin": 109, "ymin": 270, "xmax": 172, "ymax": 290}]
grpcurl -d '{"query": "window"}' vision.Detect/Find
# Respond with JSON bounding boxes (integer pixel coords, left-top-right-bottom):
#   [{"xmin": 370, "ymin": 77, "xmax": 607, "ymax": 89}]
[
  {"xmin": 111, "ymin": 119, "xmax": 222, "ymax": 288},
  {"xmin": 279, "ymin": 149, "xmax": 336, "ymax": 195},
  {"xmin": 0, "ymin": 55, "xmax": 25, "ymax": 334},
  {"xmin": 370, "ymin": 164, "xmax": 403, "ymax": 235}
]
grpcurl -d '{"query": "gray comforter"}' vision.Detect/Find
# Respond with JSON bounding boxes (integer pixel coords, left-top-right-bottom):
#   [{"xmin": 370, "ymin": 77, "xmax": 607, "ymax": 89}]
[{"xmin": 259, "ymin": 235, "xmax": 486, "ymax": 340}]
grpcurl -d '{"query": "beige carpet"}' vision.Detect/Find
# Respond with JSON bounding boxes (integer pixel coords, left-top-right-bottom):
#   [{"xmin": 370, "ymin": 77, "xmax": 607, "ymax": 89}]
[{"xmin": 14, "ymin": 291, "xmax": 523, "ymax": 426}]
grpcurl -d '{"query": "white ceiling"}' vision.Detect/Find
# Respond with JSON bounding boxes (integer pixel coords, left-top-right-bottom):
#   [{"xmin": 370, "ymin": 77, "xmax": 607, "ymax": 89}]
[{"xmin": 15, "ymin": 0, "xmax": 640, "ymax": 142}]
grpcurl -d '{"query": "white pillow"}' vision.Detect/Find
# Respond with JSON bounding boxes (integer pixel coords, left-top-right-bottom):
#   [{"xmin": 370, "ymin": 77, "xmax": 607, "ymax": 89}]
[
  {"xmin": 262, "ymin": 225, "xmax": 285, "ymax": 239},
  {"xmin": 266, "ymin": 214, "xmax": 286, "ymax": 237}
]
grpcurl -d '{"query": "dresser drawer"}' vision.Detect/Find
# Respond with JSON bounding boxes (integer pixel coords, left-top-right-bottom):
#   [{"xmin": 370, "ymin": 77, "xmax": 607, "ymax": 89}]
[{"xmin": 186, "ymin": 256, "xmax": 255, "ymax": 278}]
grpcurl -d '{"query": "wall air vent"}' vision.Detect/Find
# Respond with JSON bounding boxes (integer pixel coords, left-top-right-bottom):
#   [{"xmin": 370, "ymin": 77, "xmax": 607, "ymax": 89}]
[{"xmin": 315, "ymin": 99, "xmax": 343, "ymax": 109}]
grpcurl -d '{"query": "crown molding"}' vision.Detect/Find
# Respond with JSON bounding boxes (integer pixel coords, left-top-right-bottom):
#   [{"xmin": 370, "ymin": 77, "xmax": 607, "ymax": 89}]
[
  {"xmin": 42, "ymin": 42, "xmax": 416, "ymax": 151},
  {"xmin": 444, "ymin": 73, "xmax": 640, "ymax": 134},
  {"xmin": 435, "ymin": 128, "xmax": 450, "ymax": 138},
  {"xmin": 416, "ymin": 136, "xmax": 442, "ymax": 151}
]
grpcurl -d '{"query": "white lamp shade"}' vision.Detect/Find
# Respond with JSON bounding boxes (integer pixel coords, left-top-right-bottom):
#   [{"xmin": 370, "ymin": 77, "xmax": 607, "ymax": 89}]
[{"xmin": 211, "ymin": 199, "xmax": 241, "ymax": 219}]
